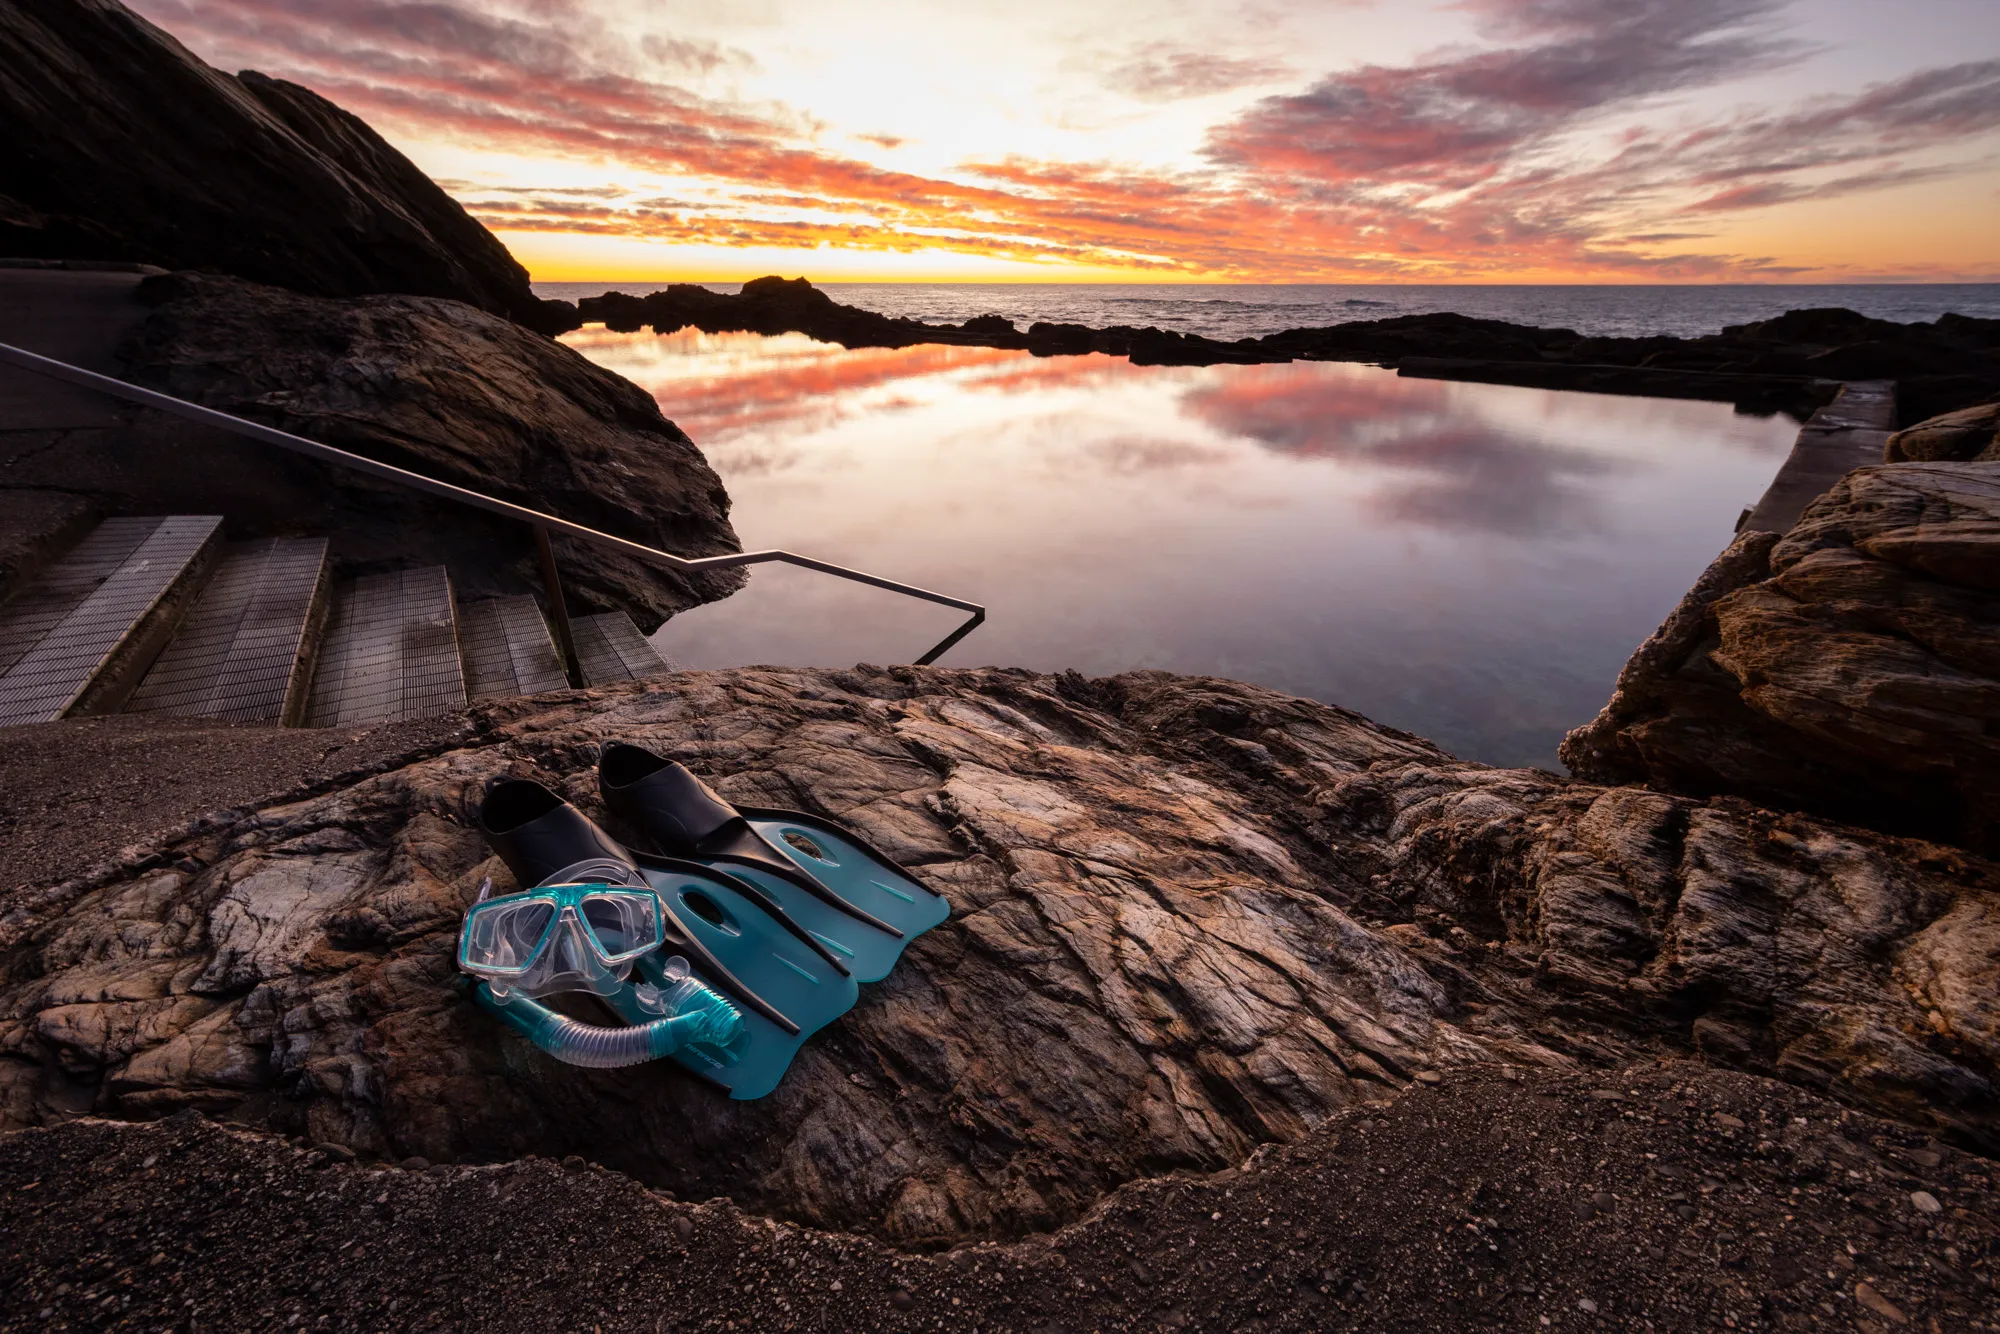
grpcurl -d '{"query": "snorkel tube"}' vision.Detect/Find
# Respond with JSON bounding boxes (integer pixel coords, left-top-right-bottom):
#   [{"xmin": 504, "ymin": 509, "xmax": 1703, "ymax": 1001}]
[{"xmin": 472, "ymin": 981, "xmax": 741, "ymax": 1069}]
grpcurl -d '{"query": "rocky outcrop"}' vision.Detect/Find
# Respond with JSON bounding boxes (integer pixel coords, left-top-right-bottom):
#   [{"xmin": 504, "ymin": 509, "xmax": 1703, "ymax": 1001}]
[
  {"xmin": 576, "ymin": 279, "xmax": 2000, "ymax": 421},
  {"xmin": 1887, "ymin": 401, "xmax": 2000, "ymax": 462},
  {"xmin": 1562, "ymin": 457, "xmax": 2000, "ymax": 854},
  {"xmin": 577, "ymin": 277, "xmax": 1265, "ymax": 367},
  {"xmin": 2, "ymin": 666, "xmax": 1992, "ymax": 1245},
  {"xmin": 0, "ymin": 0, "xmax": 563, "ymax": 330},
  {"xmin": 1, "ymin": 272, "xmax": 744, "ymax": 625}
]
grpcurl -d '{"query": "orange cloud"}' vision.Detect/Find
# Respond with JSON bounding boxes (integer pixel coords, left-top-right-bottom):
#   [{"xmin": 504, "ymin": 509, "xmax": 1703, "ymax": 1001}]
[{"xmin": 129, "ymin": 0, "xmax": 2000, "ymax": 281}]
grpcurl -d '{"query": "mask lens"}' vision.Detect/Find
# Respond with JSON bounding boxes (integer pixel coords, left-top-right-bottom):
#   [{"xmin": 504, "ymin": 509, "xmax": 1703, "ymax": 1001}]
[
  {"xmin": 461, "ymin": 897, "xmax": 555, "ymax": 975},
  {"xmin": 581, "ymin": 891, "xmax": 663, "ymax": 963}
]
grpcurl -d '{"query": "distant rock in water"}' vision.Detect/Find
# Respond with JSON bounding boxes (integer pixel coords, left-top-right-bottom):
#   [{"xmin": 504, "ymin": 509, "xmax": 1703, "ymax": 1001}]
[
  {"xmin": 581, "ymin": 278, "xmax": 2000, "ymax": 422},
  {"xmin": 0, "ymin": 0, "xmax": 567, "ymax": 332}
]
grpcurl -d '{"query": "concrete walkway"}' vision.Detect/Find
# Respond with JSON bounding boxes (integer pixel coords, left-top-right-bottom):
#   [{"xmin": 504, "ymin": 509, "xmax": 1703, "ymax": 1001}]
[{"xmin": 1742, "ymin": 380, "xmax": 1896, "ymax": 533}]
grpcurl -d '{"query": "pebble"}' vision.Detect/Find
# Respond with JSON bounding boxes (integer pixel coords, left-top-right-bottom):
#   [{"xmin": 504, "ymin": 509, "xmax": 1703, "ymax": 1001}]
[
  {"xmin": 1910, "ymin": 1191, "xmax": 1942, "ymax": 1214},
  {"xmin": 1415, "ymin": 1071, "xmax": 1443, "ymax": 1085},
  {"xmin": 1852, "ymin": 1281, "xmax": 1906, "ymax": 1323},
  {"xmin": 313, "ymin": 1143, "xmax": 355, "ymax": 1163},
  {"xmin": 1713, "ymin": 1113, "xmax": 1747, "ymax": 1130},
  {"xmin": 399, "ymin": 1157, "xmax": 429, "ymax": 1172},
  {"xmin": 890, "ymin": 1291, "xmax": 915, "ymax": 1311},
  {"xmin": 1578, "ymin": 1297, "xmax": 1598, "ymax": 1313}
]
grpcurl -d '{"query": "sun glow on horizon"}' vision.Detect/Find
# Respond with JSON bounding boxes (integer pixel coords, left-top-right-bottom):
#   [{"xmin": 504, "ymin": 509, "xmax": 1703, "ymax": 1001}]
[{"xmin": 131, "ymin": 0, "xmax": 2000, "ymax": 285}]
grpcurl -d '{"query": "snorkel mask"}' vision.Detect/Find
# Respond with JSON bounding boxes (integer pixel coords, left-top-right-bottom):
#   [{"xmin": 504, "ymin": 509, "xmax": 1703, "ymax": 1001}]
[
  {"xmin": 459, "ymin": 866, "xmax": 745, "ymax": 1070},
  {"xmin": 460, "ymin": 880, "xmax": 663, "ymax": 1001}
]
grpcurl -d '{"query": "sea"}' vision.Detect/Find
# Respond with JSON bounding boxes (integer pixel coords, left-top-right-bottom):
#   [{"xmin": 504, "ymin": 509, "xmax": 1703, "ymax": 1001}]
[
  {"xmin": 539, "ymin": 282, "xmax": 1998, "ymax": 769},
  {"xmin": 533, "ymin": 281, "xmax": 2000, "ymax": 342}
]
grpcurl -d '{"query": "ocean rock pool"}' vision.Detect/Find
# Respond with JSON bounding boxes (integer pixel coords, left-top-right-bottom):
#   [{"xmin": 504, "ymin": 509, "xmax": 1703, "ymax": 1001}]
[{"xmin": 563, "ymin": 327, "xmax": 1798, "ymax": 768}]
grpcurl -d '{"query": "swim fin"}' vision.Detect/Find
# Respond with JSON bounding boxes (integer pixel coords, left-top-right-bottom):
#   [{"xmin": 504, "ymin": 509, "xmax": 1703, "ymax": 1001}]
[
  {"xmin": 476, "ymin": 780, "xmax": 858, "ymax": 1099},
  {"xmin": 597, "ymin": 744, "xmax": 950, "ymax": 984}
]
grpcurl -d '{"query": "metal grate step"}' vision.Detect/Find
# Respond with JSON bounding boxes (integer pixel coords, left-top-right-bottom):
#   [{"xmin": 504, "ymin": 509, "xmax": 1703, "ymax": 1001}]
[
  {"xmin": 459, "ymin": 595, "xmax": 570, "ymax": 700},
  {"xmin": 573, "ymin": 611, "xmax": 670, "ymax": 686},
  {"xmin": 125, "ymin": 537, "xmax": 330, "ymax": 725},
  {"xmin": 304, "ymin": 566, "xmax": 467, "ymax": 727},
  {"xmin": 0, "ymin": 514, "xmax": 223, "ymax": 727}
]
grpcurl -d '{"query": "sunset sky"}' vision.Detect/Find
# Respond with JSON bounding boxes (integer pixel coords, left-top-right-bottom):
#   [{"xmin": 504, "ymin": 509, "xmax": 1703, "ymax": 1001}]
[{"xmin": 132, "ymin": 0, "xmax": 2000, "ymax": 283}]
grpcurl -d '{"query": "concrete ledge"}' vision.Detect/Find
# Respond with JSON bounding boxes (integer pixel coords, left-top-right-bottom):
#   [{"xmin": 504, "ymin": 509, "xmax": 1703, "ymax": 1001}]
[{"xmin": 1741, "ymin": 380, "xmax": 1897, "ymax": 533}]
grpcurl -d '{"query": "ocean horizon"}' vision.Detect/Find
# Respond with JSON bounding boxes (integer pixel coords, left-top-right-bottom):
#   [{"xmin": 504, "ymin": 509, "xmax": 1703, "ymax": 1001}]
[{"xmin": 534, "ymin": 280, "xmax": 2000, "ymax": 342}]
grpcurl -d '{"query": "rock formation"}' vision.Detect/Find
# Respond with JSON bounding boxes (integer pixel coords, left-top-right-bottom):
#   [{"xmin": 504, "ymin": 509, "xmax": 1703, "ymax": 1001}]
[
  {"xmin": 1887, "ymin": 402, "xmax": 2000, "ymax": 462},
  {"xmin": 1, "ymin": 272, "xmax": 744, "ymax": 625},
  {"xmin": 2, "ymin": 665, "xmax": 1992, "ymax": 1245},
  {"xmin": 577, "ymin": 280, "xmax": 2000, "ymax": 422},
  {"xmin": 1562, "ymin": 454, "xmax": 2000, "ymax": 855},
  {"xmin": 0, "ymin": 0, "xmax": 565, "ymax": 331}
]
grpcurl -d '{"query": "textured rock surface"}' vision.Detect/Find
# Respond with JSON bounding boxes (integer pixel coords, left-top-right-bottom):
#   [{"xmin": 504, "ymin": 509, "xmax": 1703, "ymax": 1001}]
[
  {"xmin": 1563, "ymin": 460, "xmax": 2000, "ymax": 855},
  {"xmin": 2, "ymin": 667, "xmax": 1993, "ymax": 1245},
  {"xmin": 0, "ymin": 0, "xmax": 558, "ymax": 329},
  {"xmin": 1, "ymin": 271, "xmax": 744, "ymax": 625},
  {"xmin": 1886, "ymin": 401, "xmax": 2000, "ymax": 463}
]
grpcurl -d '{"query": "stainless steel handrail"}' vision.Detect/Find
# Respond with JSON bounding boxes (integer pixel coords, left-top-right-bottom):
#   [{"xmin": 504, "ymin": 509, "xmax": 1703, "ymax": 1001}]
[{"xmin": 0, "ymin": 340, "xmax": 985, "ymax": 665}]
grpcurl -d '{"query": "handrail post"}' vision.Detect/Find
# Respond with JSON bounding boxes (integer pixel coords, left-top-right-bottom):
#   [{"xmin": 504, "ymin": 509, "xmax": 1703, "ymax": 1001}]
[{"xmin": 534, "ymin": 525, "xmax": 584, "ymax": 688}]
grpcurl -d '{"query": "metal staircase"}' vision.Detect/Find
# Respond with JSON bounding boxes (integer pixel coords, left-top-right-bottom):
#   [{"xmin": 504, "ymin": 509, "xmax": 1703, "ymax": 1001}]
[{"xmin": 0, "ymin": 517, "xmax": 669, "ymax": 729}]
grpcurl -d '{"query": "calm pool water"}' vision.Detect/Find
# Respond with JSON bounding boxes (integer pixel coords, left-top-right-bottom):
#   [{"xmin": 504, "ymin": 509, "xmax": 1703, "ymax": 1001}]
[{"xmin": 562, "ymin": 328, "xmax": 1798, "ymax": 769}]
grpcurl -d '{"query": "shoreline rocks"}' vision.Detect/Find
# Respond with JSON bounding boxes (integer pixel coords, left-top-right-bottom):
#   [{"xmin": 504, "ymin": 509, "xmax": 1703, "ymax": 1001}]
[
  {"xmin": 1562, "ymin": 456, "xmax": 2000, "ymax": 857},
  {"xmin": 2, "ymin": 665, "xmax": 1993, "ymax": 1245},
  {"xmin": 0, "ymin": 270, "xmax": 746, "ymax": 626},
  {"xmin": 567, "ymin": 278, "xmax": 2000, "ymax": 424}
]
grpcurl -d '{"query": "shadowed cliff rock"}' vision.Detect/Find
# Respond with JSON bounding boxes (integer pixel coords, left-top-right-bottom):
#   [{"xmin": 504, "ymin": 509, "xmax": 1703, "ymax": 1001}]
[
  {"xmin": 0, "ymin": 271, "xmax": 744, "ymax": 624},
  {"xmin": 0, "ymin": 0, "xmax": 565, "ymax": 330},
  {"xmin": 2, "ymin": 667, "xmax": 1992, "ymax": 1244},
  {"xmin": 1563, "ymin": 454, "xmax": 2000, "ymax": 855}
]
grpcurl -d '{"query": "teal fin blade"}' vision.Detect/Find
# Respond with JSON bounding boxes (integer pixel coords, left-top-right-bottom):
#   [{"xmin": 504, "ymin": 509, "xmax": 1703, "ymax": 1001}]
[
  {"xmin": 710, "ymin": 861, "xmax": 913, "ymax": 985},
  {"xmin": 636, "ymin": 865, "xmax": 859, "ymax": 1099},
  {"xmin": 743, "ymin": 815, "xmax": 950, "ymax": 975}
]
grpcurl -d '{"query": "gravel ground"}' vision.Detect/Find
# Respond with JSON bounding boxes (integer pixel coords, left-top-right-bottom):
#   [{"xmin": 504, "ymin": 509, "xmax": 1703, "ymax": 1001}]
[
  {"xmin": 2, "ymin": 1061, "xmax": 1993, "ymax": 1333},
  {"xmin": 0, "ymin": 713, "xmax": 472, "ymax": 898}
]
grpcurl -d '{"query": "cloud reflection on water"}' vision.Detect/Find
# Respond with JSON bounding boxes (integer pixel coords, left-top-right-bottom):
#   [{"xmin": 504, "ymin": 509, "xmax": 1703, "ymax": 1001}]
[
  {"xmin": 560, "ymin": 326, "xmax": 1795, "ymax": 768},
  {"xmin": 1178, "ymin": 364, "xmax": 1624, "ymax": 534}
]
